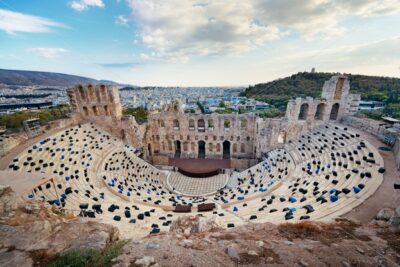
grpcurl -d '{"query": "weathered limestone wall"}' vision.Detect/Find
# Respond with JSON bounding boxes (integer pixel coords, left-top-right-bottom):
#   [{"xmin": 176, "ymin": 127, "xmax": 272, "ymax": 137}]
[
  {"xmin": 67, "ymin": 84, "xmax": 143, "ymax": 150},
  {"xmin": 145, "ymin": 103, "xmax": 257, "ymax": 162},
  {"xmin": 285, "ymin": 76, "xmax": 360, "ymax": 123},
  {"xmin": 67, "ymin": 84, "xmax": 122, "ymax": 122},
  {"xmin": 394, "ymin": 137, "xmax": 400, "ymax": 170},
  {"xmin": 66, "ymin": 75, "xmax": 360, "ymax": 168}
]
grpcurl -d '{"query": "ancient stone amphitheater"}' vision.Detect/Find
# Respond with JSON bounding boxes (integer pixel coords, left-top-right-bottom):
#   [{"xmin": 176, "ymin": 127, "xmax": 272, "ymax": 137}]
[{"xmin": 5, "ymin": 119, "xmax": 386, "ymax": 239}]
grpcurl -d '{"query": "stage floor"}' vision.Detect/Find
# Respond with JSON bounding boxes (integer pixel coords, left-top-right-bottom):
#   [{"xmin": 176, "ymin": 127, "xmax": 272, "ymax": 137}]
[{"xmin": 168, "ymin": 158, "xmax": 230, "ymax": 174}]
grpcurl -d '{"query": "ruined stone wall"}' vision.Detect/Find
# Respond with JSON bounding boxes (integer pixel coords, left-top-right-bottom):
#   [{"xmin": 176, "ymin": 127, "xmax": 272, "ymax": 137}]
[
  {"xmin": 67, "ymin": 84, "xmax": 122, "ymax": 122},
  {"xmin": 285, "ymin": 75, "xmax": 360, "ymax": 123},
  {"xmin": 67, "ymin": 84, "xmax": 143, "ymax": 150},
  {"xmin": 145, "ymin": 106, "xmax": 257, "ymax": 162}
]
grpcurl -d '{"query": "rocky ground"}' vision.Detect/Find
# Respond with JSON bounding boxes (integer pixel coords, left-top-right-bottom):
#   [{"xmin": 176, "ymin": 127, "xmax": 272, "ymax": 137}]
[{"xmin": 1, "ymin": 185, "xmax": 399, "ymax": 267}]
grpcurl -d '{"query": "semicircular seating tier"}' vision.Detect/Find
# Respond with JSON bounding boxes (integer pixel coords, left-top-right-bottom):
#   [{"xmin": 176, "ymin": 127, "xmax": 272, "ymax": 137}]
[{"xmin": 7, "ymin": 123, "xmax": 385, "ymax": 238}]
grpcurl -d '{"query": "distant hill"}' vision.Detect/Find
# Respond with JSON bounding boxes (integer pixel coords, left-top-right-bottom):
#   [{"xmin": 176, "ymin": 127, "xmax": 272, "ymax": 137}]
[
  {"xmin": 0, "ymin": 69, "xmax": 119, "ymax": 87},
  {"xmin": 242, "ymin": 72, "xmax": 400, "ymax": 110}
]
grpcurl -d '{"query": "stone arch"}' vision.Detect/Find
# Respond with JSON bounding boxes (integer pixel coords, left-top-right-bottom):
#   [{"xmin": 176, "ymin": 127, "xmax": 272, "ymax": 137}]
[
  {"xmin": 92, "ymin": 106, "xmax": 99, "ymax": 116},
  {"xmin": 208, "ymin": 119, "xmax": 214, "ymax": 129},
  {"xmin": 223, "ymin": 141, "xmax": 230, "ymax": 159},
  {"xmin": 95, "ymin": 89, "xmax": 101, "ymax": 102},
  {"xmin": 183, "ymin": 141, "xmax": 188, "ymax": 152},
  {"xmin": 198, "ymin": 140, "xmax": 205, "ymax": 158},
  {"xmin": 173, "ymin": 119, "xmax": 180, "ymax": 130},
  {"xmin": 216, "ymin": 143, "xmax": 221, "ymax": 152},
  {"xmin": 240, "ymin": 143, "xmax": 245, "ymax": 153},
  {"xmin": 224, "ymin": 119, "xmax": 231, "ymax": 129},
  {"xmin": 240, "ymin": 119, "xmax": 247, "ymax": 129},
  {"xmin": 191, "ymin": 142, "xmax": 195, "ymax": 152},
  {"xmin": 148, "ymin": 143, "xmax": 152, "ymax": 156},
  {"xmin": 233, "ymin": 143, "xmax": 237, "ymax": 153},
  {"xmin": 189, "ymin": 119, "xmax": 195, "ymax": 130},
  {"xmin": 298, "ymin": 103, "xmax": 309, "ymax": 120},
  {"xmin": 315, "ymin": 103, "xmax": 326, "ymax": 120},
  {"xmin": 82, "ymin": 106, "xmax": 89, "ymax": 116},
  {"xmin": 78, "ymin": 86, "xmax": 86, "ymax": 101},
  {"xmin": 175, "ymin": 140, "xmax": 181, "ymax": 157},
  {"xmin": 198, "ymin": 119, "xmax": 205, "ymax": 132},
  {"xmin": 330, "ymin": 103, "xmax": 340, "ymax": 120},
  {"xmin": 208, "ymin": 142, "xmax": 213, "ymax": 152}
]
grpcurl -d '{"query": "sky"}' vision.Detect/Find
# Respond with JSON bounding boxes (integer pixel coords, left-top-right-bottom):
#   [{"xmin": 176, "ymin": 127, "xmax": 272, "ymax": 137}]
[{"xmin": 0, "ymin": 0, "xmax": 400, "ymax": 86}]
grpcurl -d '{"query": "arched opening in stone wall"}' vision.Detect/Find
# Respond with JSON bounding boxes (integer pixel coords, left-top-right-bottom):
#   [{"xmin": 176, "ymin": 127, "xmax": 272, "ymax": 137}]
[
  {"xmin": 278, "ymin": 131, "xmax": 287, "ymax": 144},
  {"xmin": 148, "ymin": 144, "xmax": 152, "ymax": 156},
  {"xmin": 298, "ymin": 103, "xmax": 309, "ymax": 120},
  {"xmin": 240, "ymin": 119, "xmax": 247, "ymax": 129},
  {"xmin": 315, "ymin": 103, "xmax": 326, "ymax": 120},
  {"xmin": 168, "ymin": 141, "xmax": 172, "ymax": 151},
  {"xmin": 191, "ymin": 142, "xmax": 195, "ymax": 153},
  {"xmin": 216, "ymin": 143, "xmax": 221, "ymax": 152},
  {"xmin": 121, "ymin": 130, "xmax": 126, "ymax": 140},
  {"xmin": 198, "ymin": 119, "xmax": 205, "ymax": 132},
  {"xmin": 189, "ymin": 119, "xmax": 195, "ymax": 131},
  {"xmin": 208, "ymin": 143, "xmax": 213, "ymax": 152},
  {"xmin": 92, "ymin": 106, "xmax": 99, "ymax": 116},
  {"xmin": 208, "ymin": 119, "xmax": 214, "ymax": 129},
  {"xmin": 240, "ymin": 143, "xmax": 245, "ymax": 153},
  {"xmin": 101, "ymin": 85, "xmax": 107, "ymax": 101},
  {"xmin": 78, "ymin": 86, "xmax": 86, "ymax": 101},
  {"xmin": 198, "ymin": 140, "xmax": 206, "ymax": 159},
  {"xmin": 174, "ymin": 140, "xmax": 181, "ymax": 158},
  {"xmin": 104, "ymin": 105, "xmax": 109, "ymax": 116},
  {"xmin": 183, "ymin": 141, "xmax": 188, "ymax": 152},
  {"xmin": 83, "ymin": 106, "xmax": 89, "ymax": 116},
  {"xmin": 224, "ymin": 119, "xmax": 231, "ymax": 129},
  {"xmin": 88, "ymin": 84, "xmax": 94, "ymax": 99},
  {"xmin": 233, "ymin": 143, "xmax": 237, "ymax": 153},
  {"xmin": 95, "ymin": 89, "xmax": 101, "ymax": 102},
  {"xmin": 223, "ymin": 141, "xmax": 231, "ymax": 159},
  {"xmin": 330, "ymin": 103, "xmax": 340, "ymax": 120},
  {"xmin": 173, "ymin": 120, "xmax": 180, "ymax": 130}
]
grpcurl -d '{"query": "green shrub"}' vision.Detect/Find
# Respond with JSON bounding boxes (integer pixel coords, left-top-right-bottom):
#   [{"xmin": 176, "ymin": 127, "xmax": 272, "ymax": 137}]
[{"xmin": 47, "ymin": 240, "xmax": 126, "ymax": 267}]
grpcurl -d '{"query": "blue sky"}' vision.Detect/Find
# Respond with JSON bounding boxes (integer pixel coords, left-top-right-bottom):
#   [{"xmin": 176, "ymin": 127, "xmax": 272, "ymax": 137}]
[{"xmin": 1, "ymin": 0, "xmax": 400, "ymax": 86}]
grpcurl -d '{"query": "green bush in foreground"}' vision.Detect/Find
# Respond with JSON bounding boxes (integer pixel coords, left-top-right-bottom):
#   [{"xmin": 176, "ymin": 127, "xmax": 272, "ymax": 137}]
[{"xmin": 47, "ymin": 240, "xmax": 126, "ymax": 267}]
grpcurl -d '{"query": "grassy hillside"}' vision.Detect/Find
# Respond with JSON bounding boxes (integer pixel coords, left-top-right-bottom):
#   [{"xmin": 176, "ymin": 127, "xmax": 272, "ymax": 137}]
[{"xmin": 242, "ymin": 72, "xmax": 400, "ymax": 117}]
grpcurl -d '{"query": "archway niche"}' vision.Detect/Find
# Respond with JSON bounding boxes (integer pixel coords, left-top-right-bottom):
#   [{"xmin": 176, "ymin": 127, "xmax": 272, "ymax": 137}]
[
  {"xmin": 298, "ymin": 103, "xmax": 309, "ymax": 120},
  {"xmin": 223, "ymin": 141, "xmax": 231, "ymax": 159},
  {"xmin": 198, "ymin": 119, "xmax": 205, "ymax": 132},
  {"xmin": 198, "ymin": 140, "xmax": 206, "ymax": 159},
  {"xmin": 315, "ymin": 103, "xmax": 326, "ymax": 120},
  {"xmin": 175, "ymin": 140, "xmax": 181, "ymax": 158},
  {"xmin": 330, "ymin": 103, "xmax": 340, "ymax": 120}
]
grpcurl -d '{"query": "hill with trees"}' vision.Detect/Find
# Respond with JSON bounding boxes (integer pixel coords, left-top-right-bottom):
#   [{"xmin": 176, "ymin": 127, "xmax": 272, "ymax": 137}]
[{"xmin": 241, "ymin": 72, "xmax": 400, "ymax": 118}]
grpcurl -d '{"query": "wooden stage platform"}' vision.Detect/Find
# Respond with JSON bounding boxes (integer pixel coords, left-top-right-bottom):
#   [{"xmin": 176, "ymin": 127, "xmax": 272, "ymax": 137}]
[{"xmin": 168, "ymin": 158, "xmax": 230, "ymax": 177}]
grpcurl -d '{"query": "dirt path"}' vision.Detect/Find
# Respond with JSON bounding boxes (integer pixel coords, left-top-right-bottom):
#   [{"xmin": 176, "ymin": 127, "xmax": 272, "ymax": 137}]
[{"xmin": 341, "ymin": 124, "xmax": 400, "ymax": 223}]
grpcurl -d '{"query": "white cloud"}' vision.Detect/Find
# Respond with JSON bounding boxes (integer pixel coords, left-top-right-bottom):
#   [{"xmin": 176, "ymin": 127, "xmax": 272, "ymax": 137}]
[
  {"xmin": 70, "ymin": 0, "xmax": 104, "ymax": 11},
  {"xmin": 115, "ymin": 15, "xmax": 129, "ymax": 26},
  {"xmin": 128, "ymin": 0, "xmax": 281, "ymax": 61},
  {"xmin": 27, "ymin": 48, "xmax": 68, "ymax": 58},
  {"xmin": 0, "ymin": 9, "xmax": 64, "ymax": 34},
  {"xmin": 127, "ymin": 0, "xmax": 400, "ymax": 61}
]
